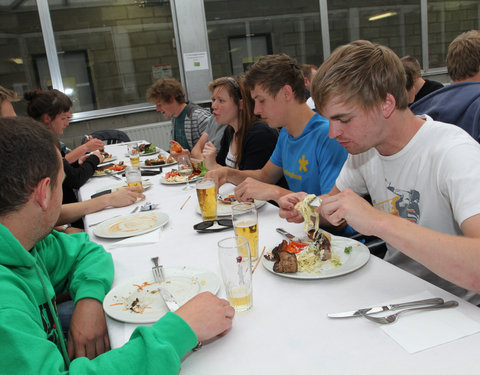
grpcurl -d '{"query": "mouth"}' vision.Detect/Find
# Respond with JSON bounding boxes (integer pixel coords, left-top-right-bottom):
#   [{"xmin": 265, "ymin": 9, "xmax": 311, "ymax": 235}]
[{"xmin": 337, "ymin": 139, "xmax": 350, "ymax": 147}]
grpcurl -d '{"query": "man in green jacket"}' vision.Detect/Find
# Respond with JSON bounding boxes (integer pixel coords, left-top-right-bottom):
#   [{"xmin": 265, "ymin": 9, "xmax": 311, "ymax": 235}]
[{"xmin": 0, "ymin": 116, "xmax": 234, "ymax": 374}]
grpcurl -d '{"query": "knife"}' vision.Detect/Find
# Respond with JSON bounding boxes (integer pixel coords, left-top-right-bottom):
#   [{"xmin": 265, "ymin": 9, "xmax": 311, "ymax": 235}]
[
  {"xmin": 159, "ymin": 287, "xmax": 180, "ymax": 312},
  {"xmin": 276, "ymin": 228, "xmax": 301, "ymax": 242},
  {"xmin": 327, "ymin": 297, "xmax": 444, "ymax": 318}
]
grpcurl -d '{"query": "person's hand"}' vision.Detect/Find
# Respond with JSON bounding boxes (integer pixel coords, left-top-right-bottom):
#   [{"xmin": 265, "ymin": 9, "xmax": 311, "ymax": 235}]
[
  {"xmin": 107, "ymin": 186, "xmax": 145, "ymax": 207},
  {"xmin": 175, "ymin": 292, "xmax": 234, "ymax": 343},
  {"xmin": 91, "ymin": 150, "xmax": 105, "ymax": 163},
  {"xmin": 83, "ymin": 137, "xmax": 105, "ymax": 153},
  {"xmin": 205, "ymin": 167, "xmax": 229, "ymax": 191},
  {"xmin": 202, "ymin": 141, "xmax": 218, "ymax": 170},
  {"xmin": 67, "ymin": 298, "xmax": 110, "ymax": 360},
  {"xmin": 234, "ymin": 177, "xmax": 275, "ymax": 202},
  {"xmin": 320, "ymin": 188, "xmax": 380, "ymax": 235},
  {"xmin": 77, "ymin": 154, "xmax": 90, "ymax": 165},
  {"xmin": 278, "ymin": 192, "xmax": 308, "ymax": 223}
]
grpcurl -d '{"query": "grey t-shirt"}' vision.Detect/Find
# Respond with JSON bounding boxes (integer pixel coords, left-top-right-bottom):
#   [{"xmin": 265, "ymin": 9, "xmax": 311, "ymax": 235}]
[{"xmin": 203, "ymin": 116, "xmax": 227, "ymax": 152}]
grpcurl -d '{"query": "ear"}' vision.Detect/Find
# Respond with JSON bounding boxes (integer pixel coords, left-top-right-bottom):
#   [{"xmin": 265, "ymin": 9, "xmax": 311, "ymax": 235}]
[
  {"xmin": 41, "ymin": 113, "xmax": 51, "ymax": 125},
  {"xmin": 32, "ymin": 177, "xmax": 52, "ymax": 211},
  {"xmin": 382, "ymin": 93, "xmax": 396, "ymax": 118},
  {"xmin": 238, "ymin": 98, "xmax": 244, "ymax": 110},
  {"xmin": 280, "ymin": 85, "xmax": 294, "ymax": 101}
]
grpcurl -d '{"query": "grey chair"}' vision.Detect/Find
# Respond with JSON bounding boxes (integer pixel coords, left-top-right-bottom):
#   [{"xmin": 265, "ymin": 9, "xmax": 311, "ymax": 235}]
[{"xmin": 82, "ymin": 129, "xmax": 130, "ymax": 145}]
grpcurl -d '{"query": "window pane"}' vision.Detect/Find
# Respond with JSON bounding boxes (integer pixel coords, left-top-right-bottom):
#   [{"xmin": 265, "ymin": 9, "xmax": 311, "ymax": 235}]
[
  {"xmin": 205, "ymin": 0, "xmax": 323, "ymax": 78},
  {"xmin": 0, "ymin": 1, "xmax": 46, "ymax": 116},
  {"xmin": 328, "ymin": 1, "xmax": 421, "ymax": 63},
  {"xmin": 48, "ymin": 0, "xmax": 178, "ymax": 112},
  {"xmin": 428, "ymin": 0, "xmax": 480, "ymax": 69}
]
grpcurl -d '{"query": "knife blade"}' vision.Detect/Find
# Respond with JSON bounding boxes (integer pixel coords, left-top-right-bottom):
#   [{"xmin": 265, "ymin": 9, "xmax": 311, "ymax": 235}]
[
  {"xmin": 327, "ymin": 297, "xmax": 444, "ymax": 318},
  {"xmin": 276, "ymin": 228, "xmax": 301, "ymax": 242},
  {"xmin": 159, "ymin": 287, "xmax": 180, "ymax": 312}
]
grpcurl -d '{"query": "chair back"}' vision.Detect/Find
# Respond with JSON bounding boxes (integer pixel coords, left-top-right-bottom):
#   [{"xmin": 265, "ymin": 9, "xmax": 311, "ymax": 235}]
[{"xmin": 83, "ymin": 129, "xmax": 130, "ymax": 145}]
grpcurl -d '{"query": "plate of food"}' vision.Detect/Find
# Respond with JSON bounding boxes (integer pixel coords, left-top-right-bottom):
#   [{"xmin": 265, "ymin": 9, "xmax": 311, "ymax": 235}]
[
  {"xmin": 139, "ymin": 143, "xmax": 160, "ymax": 156},
  {"xmin": 93, "ymin": 162, "xmax": 126, "ymax": 177},
  {"xmin": 103, "ymin": 267, "xmax": 220, "ymax": 323},
  {"xmin": 94, "ymin": 181, "xmax": 153, "ymax": 193},
  {"xmin": 141, "ymin": 153, "xmax": 177, "ymax": 168},
  {"xmin": 261, "ymin": 232, "xmax": 370, "ymax": 279},
  {"xmin": 195, "ymin": 194, "xmax": 266, "ymax": 216},
  {"xmin": 93, "ymin": 211, "xmax": 169, "ymax": 238},
  {"xmin": 160, "ymin": 170, "xmax": 202, "ymax": 185}
]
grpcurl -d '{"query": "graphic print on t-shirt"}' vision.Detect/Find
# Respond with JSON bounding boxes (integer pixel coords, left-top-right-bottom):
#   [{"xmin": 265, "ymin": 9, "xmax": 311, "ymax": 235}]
[
  {"xmin": 374, "ymin": 183, "xmax": 420, "ymax": 223},
  {"xmin": 39, "ymin": 296, "xmax": 60, "ymax": 346}
]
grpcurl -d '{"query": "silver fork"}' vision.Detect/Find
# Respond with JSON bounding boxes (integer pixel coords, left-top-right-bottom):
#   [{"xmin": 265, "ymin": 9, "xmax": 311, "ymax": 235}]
[
  {"xmin": 151, "ymin": 257, "xmax": 164, "ymax": 283},
  {"xmin": 361, "ymin": 300, "xmax": 459, "ymax": 324},
  {"xmin": 308, "ymin": 196, "xmax": 322, "ymax": 207}
]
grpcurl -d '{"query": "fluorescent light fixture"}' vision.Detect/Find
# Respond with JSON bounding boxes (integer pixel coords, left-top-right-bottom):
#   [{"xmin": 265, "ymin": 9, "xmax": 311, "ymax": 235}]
[
  {"xmin": 65, "ymin": 88, "xmax": 74, "ymax": 95},
  {"xmin": 9, "ymin": 57, "xmax": 23, "ymax": 64},
  {"xmin": 369, "ymin": 11, "xmax": 397, "ymax": 22}
]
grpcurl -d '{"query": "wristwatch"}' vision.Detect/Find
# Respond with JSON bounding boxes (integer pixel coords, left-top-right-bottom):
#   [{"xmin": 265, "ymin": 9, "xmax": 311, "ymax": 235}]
[{"xmin": 59, "ymin": 224, "xmax": 72, "ymax": 232}]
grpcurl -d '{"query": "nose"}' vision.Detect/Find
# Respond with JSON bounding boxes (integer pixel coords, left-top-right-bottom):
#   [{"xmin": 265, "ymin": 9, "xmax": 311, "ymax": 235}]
[
  {"xmin": 211, "ymin": 100, "xmax": 218, "ymax": 110},
  {"xmin": 254, "ymin": 102, "xmax": 261, "ymax": 115},
  {"xmin": 156, "ymin": 104, "xmax": 162, "ymax": 112},
  {"xmin": 328, "ymin": 121, "xmax": 342, "ymax": 139}
]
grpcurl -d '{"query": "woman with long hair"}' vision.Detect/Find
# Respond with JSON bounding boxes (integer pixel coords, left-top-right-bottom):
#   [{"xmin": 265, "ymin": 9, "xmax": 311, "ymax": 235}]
[{"xmin": 202, "ymin": 76, "xmax": 279, "ymax": 171}]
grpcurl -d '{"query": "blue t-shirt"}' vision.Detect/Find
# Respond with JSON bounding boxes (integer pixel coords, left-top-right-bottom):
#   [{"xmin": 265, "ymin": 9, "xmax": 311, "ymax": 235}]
[{"xmin": 270, "ymin": 113, "xmax": 347, "ymax": 195}]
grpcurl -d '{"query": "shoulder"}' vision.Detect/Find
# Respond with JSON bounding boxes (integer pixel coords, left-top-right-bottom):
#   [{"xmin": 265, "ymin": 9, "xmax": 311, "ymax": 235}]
[{"xmin": 248, "ymin": 122, "xmax": 278, "ymax": 138}]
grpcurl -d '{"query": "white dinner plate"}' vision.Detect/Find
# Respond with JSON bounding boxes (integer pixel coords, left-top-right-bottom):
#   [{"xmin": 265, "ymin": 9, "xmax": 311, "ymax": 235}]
[
  {"xmin": 262, "ymin": 235, "xmax": 370, "ymax": 279},
  {"xmin": 103, "ymin": 267, "xmax": 220, "ymax": 323},
  {"xmin": 140, "ymin": 146, "xmax": 161, "ymax": 156},
  {"xmin": 93, "ymin": 211, "xmax": 169, "ymax": 238},
  {"xmin": 97, "ymin": 156, "xmax": 117, "ymax": 167},
  {"xmin": 92, "ymin": 168, "xmax": 125, "ymax": 178},
  {"xmin": 140, "ymin": 158, "xmax": 177, "ymax": 169},
  {"xmin": 94, "ymin": 181, "xmax": 153, "ymax": 193},
  {"xmin": 195, "ymin": 199, "xmax": 267, "ymax": 217},
  {"xmin": 160, "ymin": 174, "xmax": 202, "ymax": 185}
]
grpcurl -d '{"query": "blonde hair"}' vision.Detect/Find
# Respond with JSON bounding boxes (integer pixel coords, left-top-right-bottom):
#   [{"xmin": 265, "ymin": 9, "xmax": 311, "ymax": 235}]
[
  {"xmin": 312, "ymin": 40, "xmax": 409, "ymax": 114},
  {"xmin": 0, "ymin": 85, "xmax": 19, "ymax": 103}
]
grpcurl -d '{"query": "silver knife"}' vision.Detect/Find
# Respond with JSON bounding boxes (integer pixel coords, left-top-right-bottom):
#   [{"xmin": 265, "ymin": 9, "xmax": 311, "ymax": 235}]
[
  {"xmin": 159, "ymin": 287, "xmax": 180, "ymax": 312},
  {"xmin": 276, "ymin": 228, "xmax": 301, "ymax": 242},
  {"xmin": 327, "ymin": 297, "xmax": 444, "ymax": 318}
]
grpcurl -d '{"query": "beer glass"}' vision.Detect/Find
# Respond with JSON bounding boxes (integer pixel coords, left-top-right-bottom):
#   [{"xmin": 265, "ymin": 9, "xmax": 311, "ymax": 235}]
[{"xmin": 232, "ymin": 202, "xmax": 259, "ymax": 261}]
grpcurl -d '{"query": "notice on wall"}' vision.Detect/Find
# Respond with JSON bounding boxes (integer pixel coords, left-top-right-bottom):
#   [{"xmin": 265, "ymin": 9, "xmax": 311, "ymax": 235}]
[
  {"xmin": 183, "ymin": 52, "xmax": 209, "ymax": 72},
  {"xmin": 152, "ymin": 64, "xmax": 173, "ymax": 80}
]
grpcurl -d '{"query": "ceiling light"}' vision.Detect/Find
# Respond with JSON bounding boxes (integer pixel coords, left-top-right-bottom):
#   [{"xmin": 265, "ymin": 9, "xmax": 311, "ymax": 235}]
[
  {"xmin": 369, "ymin": 11, "xmax": 397, "ymax": 22},
  {"xmin": 9, "ymin": 57, "xmax": 23, "ymax": 64}
]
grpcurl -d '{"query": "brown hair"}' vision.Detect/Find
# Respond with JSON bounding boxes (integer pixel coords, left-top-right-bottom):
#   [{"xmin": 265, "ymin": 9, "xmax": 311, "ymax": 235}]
[
  {"xmin": 447, "ymin": 30, "xmax": 480, "ymax": 82},
  {"xmin": 146, "ymin": 78, "xmax": 186, "ymax": 104},
  {"xmin": 24, "ymin": 89, "xmax": 72, "ymax": 122},
  {"xmin": 312, "ymin": 40, "xmax": 409, "ymax": 114},
  {"xmin": 301, "ymin": 64, "xmax": 318, "ymax": 81},
  {"xmin": 0, "ymin": 85, "xmax": 19, "ymax": 103},
  {"xmin": 0, "ymin": 117, "xmax": 61, "ymax": 216},
  {"xmin": 244, "ymin": 54, "xmax": 306, "ymax": 102},
  {"xmin": 401, "ymin": 56, "xmax": 421, "ymax": 91},
  {"xmin": 209, "ymin": 76, "xmax": 257, "ymax": 169}
]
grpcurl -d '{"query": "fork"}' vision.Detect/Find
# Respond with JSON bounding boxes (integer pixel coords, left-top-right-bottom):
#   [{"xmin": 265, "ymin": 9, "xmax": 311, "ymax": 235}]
[
  {"xmin": 308, "ymin": 196, "xmax": 322, "ymax": 207},
  {"xmin": 151, "ymin": 257, "xmax": 164, "ymax": 283},
  {"xmin": 361, "ymin": 300, "xmax": 459, "ymax": 324}
]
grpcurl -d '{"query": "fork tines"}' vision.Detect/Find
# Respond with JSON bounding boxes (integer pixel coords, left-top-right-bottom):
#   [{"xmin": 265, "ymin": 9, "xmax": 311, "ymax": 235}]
[{"xmin": 152, "ymin": 265, "xmax": 164, "ymax": 283}]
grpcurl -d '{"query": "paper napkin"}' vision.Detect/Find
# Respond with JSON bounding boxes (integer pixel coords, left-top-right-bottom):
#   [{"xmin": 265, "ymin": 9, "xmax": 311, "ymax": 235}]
[
  {"xmin": 106, "ymin": 229, "xmax": 160, "ymax": 249},
  {"xmin": 378, "ymin": 291, "xmax": 480, "ymax": 353}
]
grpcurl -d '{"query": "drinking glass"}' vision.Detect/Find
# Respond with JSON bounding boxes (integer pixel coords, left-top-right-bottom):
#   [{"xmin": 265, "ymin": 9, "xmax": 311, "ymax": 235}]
[
  {"xmin": 218, "ymin": 236, "xmax": 252, "ymax": 312},
  {"xmin": 125, "ymin": 166, "xmax": 143, "ymax": 192},
  {"xmin": 177, "ymin": 154, "xmax": 195, "ymax": 190},
  {"xmin": 127, "ymin": 143, "xmax": 140, "ymax": 167},
  {"xmin": 232, "ymin": 202, "xmax": 259, "ymax": 261},
  {"xmin": 196, "ymin": 177, "xmax": 217, "ymax": 221}
]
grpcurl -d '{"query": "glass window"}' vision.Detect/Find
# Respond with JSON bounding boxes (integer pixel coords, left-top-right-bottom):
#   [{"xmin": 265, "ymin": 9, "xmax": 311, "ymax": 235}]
[
  {"xmin": 428, "ymin": 0, "xmax": 480, "ymax": 69},
  {"xmin": 48, "ymin": 0, "xmax": 178, "ymax": 112},
  {"xmin": 0, "ymin": 1, "xmax": 45, "ymax": 116},
  {"xmin": 328, "ymin": 1, "xmax": 422, "ymax": 63},
  {"xmin": 205, "ymin": 0, "xmax": 323, "ymax": 78}
]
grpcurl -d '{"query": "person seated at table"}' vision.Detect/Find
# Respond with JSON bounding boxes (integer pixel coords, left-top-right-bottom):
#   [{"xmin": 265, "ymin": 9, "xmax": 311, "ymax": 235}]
[
  {"xmin": 24, "ymin": 89, "xmax": 105, "ymax": 228},
  {"xmin": 300, "ymin": 64, "xmax": 318, "ymax": 110},
  {"xmin": 200, "ymin": 76, "xmax": 279, "ymax": 172},
  {"xmin": 0, "ymin": 116, "xmax": 235, "ymax": 374},
  {"xmin": 279, "ymin": 40, "xmax": 480, "ymax": 302},
  {"xmin": 410, "ymin": 30, "xmax": 480, "ymax": 142},
  {"xmin": 206, "ymin": 54, "xmax": 348, "ymax": 209},
  {"xmin": 0, "ymin": 85, "xmax": 19, "ymax": 116},
  {"xmin": 147, "ymin": 78, "xmax": 212, "ymax": 151},
  {"xmin": 400, "ymin": 56, "xmax": 443, "ymax": 104}
]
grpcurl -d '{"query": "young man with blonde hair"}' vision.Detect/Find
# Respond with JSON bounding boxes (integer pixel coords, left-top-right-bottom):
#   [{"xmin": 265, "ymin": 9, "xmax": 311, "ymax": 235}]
[
  {"xmin": 411, "ymin": 30, "xmax": 480, "ymax": 141},
  {"xmin": 279, "ymin": 40, "xmax": 480, "ymax": 302},
  {"xmin": 147, "ymin": 78, "xmax": 212, "ymax": 150}
]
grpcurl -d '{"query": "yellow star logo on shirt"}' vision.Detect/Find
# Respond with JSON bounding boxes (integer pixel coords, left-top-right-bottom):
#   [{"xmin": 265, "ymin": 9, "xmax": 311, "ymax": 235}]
[{"xmin": 298, "ymin": 154, "xmax": 309, "ymax": 172}]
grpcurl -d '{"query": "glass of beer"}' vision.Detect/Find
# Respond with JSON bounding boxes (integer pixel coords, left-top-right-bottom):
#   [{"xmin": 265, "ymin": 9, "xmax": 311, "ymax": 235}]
[
  {"xmin": 232, "ymin": 202, "xmax": 258, "ymax": 261},
  {"xmin": 125, "ymin": 166, "xmax": 143, "ymax": 192},
  {"xmin": 196, "ymin": 177, "xmax": 217, "ymax": 221},
  {"xmin": 218, "ymin": 236, "xmax": 252, "ymax": 312},
  {"xmin": 128, "ymin": 143, "xmax": 140, "ymax": 167}
]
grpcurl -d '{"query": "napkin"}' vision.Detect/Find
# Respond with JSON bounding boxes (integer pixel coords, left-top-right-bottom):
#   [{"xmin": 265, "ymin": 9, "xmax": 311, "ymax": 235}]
[
  {"xmin": 106, "ymin": 229, "xmax": 160, "ymax": 249},
  {"xmin": 377, "ymin": 291, "xmax": 480, "ymax": 353}
]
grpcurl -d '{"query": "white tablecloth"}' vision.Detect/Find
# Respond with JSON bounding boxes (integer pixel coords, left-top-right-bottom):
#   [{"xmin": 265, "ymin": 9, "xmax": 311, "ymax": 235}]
[{"xmin": 78, "ymin": 142, "xmax": 480, "ymax": 374}]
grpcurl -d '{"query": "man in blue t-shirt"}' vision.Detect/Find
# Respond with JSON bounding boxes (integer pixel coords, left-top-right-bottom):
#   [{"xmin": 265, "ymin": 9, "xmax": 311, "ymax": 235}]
[{"xmin": 206, "ymin": 54, "xmax": 347, "ymax": 207}]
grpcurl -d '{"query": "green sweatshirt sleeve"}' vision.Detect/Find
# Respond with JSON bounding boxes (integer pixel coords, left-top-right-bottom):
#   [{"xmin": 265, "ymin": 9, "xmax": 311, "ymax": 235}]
[{"xmin": 38, "ymin": 231, "xmax": 114, "ymax": 303}]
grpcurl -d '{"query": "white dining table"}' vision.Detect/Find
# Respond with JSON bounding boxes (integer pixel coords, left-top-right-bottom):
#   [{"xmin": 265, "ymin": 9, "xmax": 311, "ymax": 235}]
[{"xmin": 78, "ymin": 142, "xmax": 480, "ymax": 375}]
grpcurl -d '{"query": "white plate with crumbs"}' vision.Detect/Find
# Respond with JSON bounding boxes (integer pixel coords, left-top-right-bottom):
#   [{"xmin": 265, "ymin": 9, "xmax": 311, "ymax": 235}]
[{"xmin": 103, "ymin": 267, "xmax": 220, "ymax": 323}]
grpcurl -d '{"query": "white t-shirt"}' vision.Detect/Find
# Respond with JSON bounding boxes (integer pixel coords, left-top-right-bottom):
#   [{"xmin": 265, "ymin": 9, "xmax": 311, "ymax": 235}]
[{"xmin": 336, "ymin": 116, "xmax": 480, "ymax": 304}]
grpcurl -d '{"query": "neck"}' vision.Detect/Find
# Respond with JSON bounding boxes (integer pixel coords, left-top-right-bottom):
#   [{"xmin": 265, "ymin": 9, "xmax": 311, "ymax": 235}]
[
  {"xmin": 0, "ymin": 208, "xmax": 43, "ymax": 251},
  {"xmin": 375, "ymin": 109, "xmax": 425, "ymax": 156},
  {"xmin": 284, "ymin": 103, "xmax": 315, "ymax": 138},
  {"xmin": 174, "ymin": 103, "xmax": 187, "ymax": 117},
  {"xmin": 414, "ymin": 77, "xmax": 426, "ymax": 96}
]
